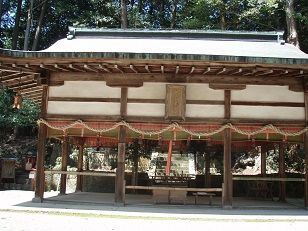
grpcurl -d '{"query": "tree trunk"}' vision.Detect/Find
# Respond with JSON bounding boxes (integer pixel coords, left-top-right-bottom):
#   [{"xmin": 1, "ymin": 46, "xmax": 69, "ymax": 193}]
[
  {"xmin": 12, "ymin": 0, "xmax": 22, "ymax": 50},
  {"xmin": 159, "ymin": 0, "xmax": 165, "ymax": 27},
  {"xmin": 170, "ymin": 0, "xmax": 178, "ymax": 28},
  {"xmin": 220, "ymin": 11, "xmax": 226, "ymax": 30},
  {"xmin": 24, "ymin": 0, "xmax": 34, "ymax": 51},
  {"xmin": 120, "ymin": 0, "xmax": 128, "ymax": 28},
  {"xmin": 32, "ymin": 0, "xmax": 47, "ymax": 51},
  {"xmin": 0, "ymin": 0, "xmax": 3, "ymax": 28},
  {"xmin": 138, "ymin": 0, "xmax": 143, "ymax": 13},
  {"xmin": 285, "ymin": 0, "xmax": 299, "ymax": 48}
]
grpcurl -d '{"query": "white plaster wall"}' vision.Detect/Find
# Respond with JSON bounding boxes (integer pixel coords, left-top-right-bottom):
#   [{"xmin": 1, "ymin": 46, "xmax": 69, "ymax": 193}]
[
  {"xmin": 128, "ymin": 83, "xmax": 166, "ymax": 99},
  {"xmin": 186, "ymin": 84, "xmax": 224, "ymax": 101},
  {"xmin": 186, "ymin": 105, "xmax": 224, "ymax": 118},
  {"xmin": 127, "ymin": 103, "xmax": 165, "ymax": 117},
  {"xmin": 231, "ymin": 105, "xmax": 305, "ymax": 120},
  {"xmin": 232, "ymin": 85, "xmax": 304, "ymax": 102},
  {"xmin": 47, "ymin": 102, "xmax": 120, "ymax": 115},
  {"xmin": 49, "ymin": 81, "xmax": 121, "ymax": 98}
]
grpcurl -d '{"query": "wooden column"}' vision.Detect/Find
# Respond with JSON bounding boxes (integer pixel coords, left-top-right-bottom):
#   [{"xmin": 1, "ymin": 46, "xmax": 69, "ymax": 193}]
[
  {"xmin": 304, "ymin": 91, "xmax": 308, "ymax": 208},
  {"xmin": 261, "ymin": 145, "xmax": 267, "ymax": 177},
  {"xmin": 222, "ymin": 90, "xmax": 232, "ymax": 208},
  {"xmin": 305, "ymin": 132, "xmax": 308, "ymax": 208},
  {"xmin": 165, "ymin": 140, "xmax": 173, "ymax": 176},
  {"xmin": 278, "ymin": 143, "xmax": 286, "ymax": 202},
  {"xmin": 76, "ymin": 138, "xmax": 85, "ymax": 192},
  {"xmin": 33, "ymin": 86, "xmax": 48, "ymax": 203},
  {"xmin": 204, "ymin": 153, "xmax": 211, "ymax": 187},
  {"xmin": 115, "ymin": 88, "xmax": 127, "ymax": 205},
  {"xmin": 59, "ymin": 135, "xmax": 69, "ymax": 195}
]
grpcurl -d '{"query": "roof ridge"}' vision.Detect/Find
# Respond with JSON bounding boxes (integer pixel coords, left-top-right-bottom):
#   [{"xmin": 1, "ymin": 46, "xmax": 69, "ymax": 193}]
[{"xmin": 67, "ymin": 27, "xmax": 284, "ymax": 43}]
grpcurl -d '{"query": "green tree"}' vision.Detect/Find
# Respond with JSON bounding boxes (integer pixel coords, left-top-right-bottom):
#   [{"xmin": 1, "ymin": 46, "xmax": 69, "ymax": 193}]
[{"xmin": 0, "ymin": 88, "xmax": 39, "ymax": 128}]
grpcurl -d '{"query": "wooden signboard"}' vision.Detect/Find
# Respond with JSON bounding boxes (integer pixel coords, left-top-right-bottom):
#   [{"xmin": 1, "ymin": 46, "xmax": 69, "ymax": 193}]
[
  {"xmin": 165, "ymin": 85, "xmax": 186, "ymax": 121},
  {"xmin": 0, "ymin": 159, "xmax": 16, "ymax": 181}
]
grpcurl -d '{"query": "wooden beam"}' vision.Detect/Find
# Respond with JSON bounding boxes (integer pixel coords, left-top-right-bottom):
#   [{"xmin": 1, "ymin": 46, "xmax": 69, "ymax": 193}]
[
  {"xmin": 33, "ymin": 86, "xmax": 48, "ymax": 203},
  {"xmin": 10, "ymin": 82, "xmax": 37, "ymax": 91},
  {"xmin": 232, "ymin": 101, "xmax": 304, "ymax": 107},
  {"xmin": 49, "ymin": 72, "xmax": 302, "ymax": 87},
  {"xmin": 48, "ymin": 97, "xmax": 120, "ymax": 103},
  {"xmin": 278, "ymin": 143, "xmax": 286, "ymax": 202},
  {"xmin": 106, "ymin": 78, "xmax": 143, "ymax": 88},
  {"xmin": 20, "ymin": 86, "xmax": 43, "ymax": 94},
  {"xmin": 209, "ymin": 83, "xmax": 246, "ymax": 90},
  {"xmin": 45, "ymin": 114, "xmax": 305, "ymax": 126},
  {"xmin": 46, "ymin": 96, "xmax": 304, "ymax": 108}
]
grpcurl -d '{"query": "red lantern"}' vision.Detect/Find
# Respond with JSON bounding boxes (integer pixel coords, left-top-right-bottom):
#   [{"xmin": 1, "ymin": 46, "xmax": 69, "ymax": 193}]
[{"xmin": 12, "ymin": 92, "xmax": 22, "ymax": 109}]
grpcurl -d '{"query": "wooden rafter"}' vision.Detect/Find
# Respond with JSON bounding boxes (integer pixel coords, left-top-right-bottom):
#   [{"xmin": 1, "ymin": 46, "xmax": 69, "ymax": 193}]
[
  {"xmin": 129, "ymin": 64, "xmax": 138, "ymax": 73},
  {"xmin": 83, "ymin": 64, "xmax": 99, "ymax": 73},
  {"xmin": 54, "ymin": 64, "xmax": 69, "ymax": 72},
  {"xmin": 98, "ymin": 64, "xmax": 111, "ymax": 73},
  {"xmin": 114, "ymin": 64, "xmax": 124, "ymax": 73},
  {"xmin": 68, "ymin": 64, "xmax": 86, "ymax": 72}
]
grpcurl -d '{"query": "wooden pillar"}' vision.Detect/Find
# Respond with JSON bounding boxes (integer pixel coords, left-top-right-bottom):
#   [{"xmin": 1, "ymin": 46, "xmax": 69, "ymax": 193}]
[
  {"xmin": 304, "ymin": 132, "xmax": 308, "ymax": 208},
  {"xmin": 76, "ymin": 138, "xmax": 85, "ymax": 192},
  {"xmin": 33, "ymin": 123, "xmax": 47, "ymax": 202},
  {"xmin": 222, "ymin": 90, "xmax": 232, "ymax": 208},
  {"xmin": 165, "ymin": 140, "xmax": 173, "ymax": 176},
  {"xmin": 204, "ymin": 153, "xmax": 211, "ymax": 187},
  {"xmin": 33, "ymin": 86, "xmax": 48, "ymax": 203},
  {"xmin": 261, "ymin": 145, "xmax": 267, "ymax": 177},
  {"xmin": 278, "ymin": 143, "xmax": 286, "ymax": 202},
  {"xmin": 59, "ymin": 135, "xmax": 69, "ymax": 195},
  {"xmin": 304, "ymin": 91, "xmax": 308, "ymax": 208},
  {"xmin": 115, "ymin": 88, "xmax": 127, "ymax": 205}
]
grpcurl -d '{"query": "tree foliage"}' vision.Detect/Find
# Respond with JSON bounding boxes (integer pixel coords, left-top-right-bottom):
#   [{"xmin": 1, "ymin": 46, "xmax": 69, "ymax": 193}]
[
  {"xmin": 0, "ymin": 0, "xmax": 307, "ymax": 52},
  {"xmin": 0, "ymin": 88, "xmax": 39, "ymax": 127}
]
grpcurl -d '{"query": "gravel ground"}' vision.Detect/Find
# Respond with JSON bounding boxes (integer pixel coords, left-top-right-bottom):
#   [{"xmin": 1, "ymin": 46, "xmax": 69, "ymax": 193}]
[
  {"xmin": 1, "ymin": 210, "xmax": 308, "ymax": 231},
  {"xmin": 1, "ymin": 190, "xmax": 308, "ymax": 231}
]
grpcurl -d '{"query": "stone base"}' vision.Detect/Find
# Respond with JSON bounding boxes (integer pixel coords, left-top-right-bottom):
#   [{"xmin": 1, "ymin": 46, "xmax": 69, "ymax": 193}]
[
  {"xmin": 114, "ymin": 202, "xmax": 125, "ymax": 207},
  {"xmin": 222, "ymin": 205, "xmax": 233, "ymax": 209},
  {"xmin": 32, "ymin": 197, "xmax": 43, "ymax": 203}
]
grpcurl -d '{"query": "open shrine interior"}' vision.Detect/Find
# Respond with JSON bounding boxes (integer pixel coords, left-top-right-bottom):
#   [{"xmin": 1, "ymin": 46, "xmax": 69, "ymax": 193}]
[{"xmin": 1, "ymin": 28, "xmax": 308, "ymax": 208}]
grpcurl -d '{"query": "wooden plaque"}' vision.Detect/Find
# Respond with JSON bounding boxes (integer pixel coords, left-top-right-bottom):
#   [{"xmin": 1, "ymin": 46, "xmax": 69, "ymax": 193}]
[{"xmin": 165, "ymin": 85, "xmax": 186, "ymax": 121}]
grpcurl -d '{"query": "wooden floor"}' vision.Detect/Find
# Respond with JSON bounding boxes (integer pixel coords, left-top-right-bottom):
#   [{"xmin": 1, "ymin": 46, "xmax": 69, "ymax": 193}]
[{"xmin": 44, "ymin": 192, "xmax": 305, "ymax": 209}]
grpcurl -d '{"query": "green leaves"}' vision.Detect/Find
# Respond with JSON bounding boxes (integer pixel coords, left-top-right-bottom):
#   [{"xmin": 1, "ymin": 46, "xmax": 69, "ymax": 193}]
[{"xmin": 0, "ymin": 88, "xmax": 39, "ymax": 127}]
